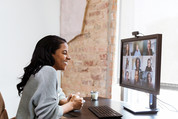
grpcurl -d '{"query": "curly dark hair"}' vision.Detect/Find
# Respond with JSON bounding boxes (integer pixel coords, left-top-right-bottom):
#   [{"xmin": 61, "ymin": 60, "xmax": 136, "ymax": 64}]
[
  {"xmin": 135, "ymin": 57, "xmax": 141, "ymax": 69},
  {"xmin": 17, "ymin": 35, "xmax": 67, "ymax": 96}
]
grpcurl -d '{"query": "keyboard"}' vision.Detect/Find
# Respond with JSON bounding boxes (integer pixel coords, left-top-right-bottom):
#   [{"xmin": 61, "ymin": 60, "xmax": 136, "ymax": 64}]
[{"xmin": 88, "ymin": 105, "xmax": 122, "ymax": 119}]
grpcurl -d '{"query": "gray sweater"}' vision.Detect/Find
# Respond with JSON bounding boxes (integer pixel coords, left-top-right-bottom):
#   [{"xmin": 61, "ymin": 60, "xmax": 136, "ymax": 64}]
[{"xmin": 16, "ymin": 66, "xmax": 66, "ymax": 119}]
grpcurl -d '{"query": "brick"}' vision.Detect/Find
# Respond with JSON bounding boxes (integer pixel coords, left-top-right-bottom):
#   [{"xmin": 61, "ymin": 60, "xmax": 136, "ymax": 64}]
[
  {"xmin": 89, "ymin": 11, "xmax": 100, "ymax": 17},
  {"xmin": 82, "ymin": 80, "xmax": 92, "ymax": 86},
  {"xmin": 84, "ymin": 61, "xmax": 94, "ymax": 66},
  {"xmin": 80, "ymin": 68, "xmax": 89, "ymax": 72},
  {"xmin": 98, "ymin": 47, "xmax": 107, "ymax": 52},
  {"xmin": 91, "ymin": 74, "xmax": 102, "ymax": 81},
  {"xmin": 94, "ymin": 23, "xmax": 101, "ymax": 30},
  {"xmin": 112, "ymin": 3, "xmax": 117, "ymax": 11},
  {"xmin": 110, "ymin": 36, "xmax": 115, "ymax": 44},
  {"xmin": 97, "ymin": 2, "xmax": 109, "ymax": 10},
  {"xmin": 99, "ymin": 54, "xmax": 108, "ymax": 60},
  {"xmin": 89, "ymin": 0, "xmax": 101, "ymax": 4},
  {"xmin": 110, "ymin": 21, "xmax": 116, "ymax": 28},
  {"xmin": 113, "ymin": 0, "xmax": 117, "ymax": 4}
]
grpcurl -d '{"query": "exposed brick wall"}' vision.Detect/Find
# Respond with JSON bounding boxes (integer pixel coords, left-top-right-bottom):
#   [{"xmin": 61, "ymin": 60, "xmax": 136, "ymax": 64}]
[{"xmin": 61, "ymin": 0, "xmax": 117, "ymax": 98}]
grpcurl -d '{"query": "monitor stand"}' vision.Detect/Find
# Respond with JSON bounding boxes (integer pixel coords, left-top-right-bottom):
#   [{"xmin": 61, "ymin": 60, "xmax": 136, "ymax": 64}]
[{"xmin": 123, "ymin": 94, "xmax": 158, "ymax": 114}]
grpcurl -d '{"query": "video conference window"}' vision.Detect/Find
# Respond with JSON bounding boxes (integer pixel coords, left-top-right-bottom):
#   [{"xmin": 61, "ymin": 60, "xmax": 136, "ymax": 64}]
[{"xmin": 122, "ymin": 39, "xmax": 156, "ymax": 89}]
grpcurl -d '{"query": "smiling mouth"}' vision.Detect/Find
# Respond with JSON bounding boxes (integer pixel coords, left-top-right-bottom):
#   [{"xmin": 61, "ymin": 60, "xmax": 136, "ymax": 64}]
[{"xmin": 64, "ymin": 62, "xmax": 68, "ymax": 65}]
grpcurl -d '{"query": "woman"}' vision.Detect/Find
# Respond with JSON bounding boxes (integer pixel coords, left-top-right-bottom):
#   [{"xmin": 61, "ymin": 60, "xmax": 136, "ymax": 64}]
[
  {"xmin": 125, "ymin": 43, "xmax": 130, "ymax": 56},
  {"xmin": 147, "ymin": 72, "xmax": 153, "ymax": 88},
  {"xmin": 125, "ymin": 58, "xmax": 129, "ymax": 69},
  {"xmin": 146, "ymin": 40, "xmax": 153, "ymax": 55},
  {"xmin": 135, "ymin": 57, "xmax": 141, "ymax": 71},
  {"xmin": 16, "ymin": 35, "xmax": 83, "ymax": 119},
  {"xmin": 134, "ymin": 70, "xmax": 139, "ymax": 83},
  {"xmin": 124, "ymin": 71, "xmax": 130, "ymax": 83}
]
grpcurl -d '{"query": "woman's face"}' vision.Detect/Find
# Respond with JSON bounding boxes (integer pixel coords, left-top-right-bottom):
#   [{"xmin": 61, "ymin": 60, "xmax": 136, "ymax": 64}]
[
  {"xmin": 136, "ymin": 59, "xmax": 139, "ymax": 68},
  {"xmin": 126, "ymin": 72, "xmax": 129, "ymax": 80},
  {"xmin": 126, "ymin": 59, "xmax": 129, "ymax": 65},
  {"xmin": 147, "ymin": 60, "xmax": 151, "ymax": 67},
  {"xmin": 52, "ymin": 43, "xmax": 70, "ymax": 70},
  {"xmin": 147, "ymin": 40, "xmax": 151, "ymax": 50},
  {"xmin": 135, "ymin": 71, "xmax": 139, "ymax": 81},
  {"xmin": 147, "ymin": 73, "xmax": 152, "ymax": 83},
  {"xmin": 126, "ymin": 44, "xmax": 129, "ymax": 51},
  {"xmin": 136, "ymin": 44, "xmax": 139, "ymax": 51}
]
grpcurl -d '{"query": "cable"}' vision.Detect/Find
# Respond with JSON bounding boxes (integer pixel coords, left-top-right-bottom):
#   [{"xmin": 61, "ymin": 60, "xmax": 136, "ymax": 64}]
[
  {"xmin": 131, "ymin": 31, "xmax": 144, "ymax": 38},
  {"xmin": 138, "ymin": 32, "xmax": 144, "ymax": 36},
  {"xmin": 145, "ymin": 93, "xmax": 178, "ymax": 112},
  {"xmin": 153, "ymin": 94, "xmax": 178, "ymax": 112},
  {"xmin": 157, "ymin": 102, "xmax": 164, "ymax": 109},
  {"xmin": 156, "ymin": 97, "xmax": 178, "ymax": 112}
]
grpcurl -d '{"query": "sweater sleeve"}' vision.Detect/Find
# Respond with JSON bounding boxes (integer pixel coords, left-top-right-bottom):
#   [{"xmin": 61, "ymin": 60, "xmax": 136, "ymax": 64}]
[
  {"xmin": 58, "ymin": 88, "xmax": 66, "ymax": 101},
  {"xmin": 33, "ymin": 67, "xmax": 64, "ymax": 119}
]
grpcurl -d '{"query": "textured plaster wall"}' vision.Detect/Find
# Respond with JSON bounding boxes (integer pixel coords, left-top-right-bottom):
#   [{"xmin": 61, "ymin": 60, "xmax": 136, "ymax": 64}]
[{"xmin": 60, "ymin": 0, "xmax": 87, "ymax": 42}]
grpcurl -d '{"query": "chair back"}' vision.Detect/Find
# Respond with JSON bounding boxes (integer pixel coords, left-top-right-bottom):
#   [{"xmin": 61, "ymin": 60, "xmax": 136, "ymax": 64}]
[{"xmin": 0, "ymin": 92, "xmax": 8, "ymax": 119}]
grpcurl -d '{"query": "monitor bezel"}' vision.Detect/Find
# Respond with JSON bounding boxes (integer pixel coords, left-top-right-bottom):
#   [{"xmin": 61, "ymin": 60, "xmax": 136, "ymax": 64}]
[{"xmin": 119, "ymin": 34, "xmax": 162, "ymax": 95}]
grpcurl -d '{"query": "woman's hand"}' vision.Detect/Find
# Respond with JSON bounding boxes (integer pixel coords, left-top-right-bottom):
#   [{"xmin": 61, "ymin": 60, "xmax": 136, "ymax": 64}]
[
  {"xmin": 69, "ymin": 94, "xmax": 83, "ymax": 110},
  {"xmin": 62, "ymin": 92, "xmax": 85, "ymax": 114},
  {"xmin": 67, "ymin": 94, "xmax": 73, "ymax": 102},
  {"xmin": 67, "ymin": 92, "xmax": 80, "ymax": 102},
  {"xmin": 59, "ymin": 92, "xmax": 80, "ymax": 105}
]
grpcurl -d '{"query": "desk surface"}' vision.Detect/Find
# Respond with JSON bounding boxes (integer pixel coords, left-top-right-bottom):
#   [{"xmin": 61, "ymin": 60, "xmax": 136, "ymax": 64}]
[{"xmin": 62, "ymin": 97, "xmax": 178, "ymax": 119}]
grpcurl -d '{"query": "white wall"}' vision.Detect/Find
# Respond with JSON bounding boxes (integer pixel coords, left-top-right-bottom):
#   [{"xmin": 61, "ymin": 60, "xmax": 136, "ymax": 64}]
[{"xmin": 0, "ymin": 0, "xmax": 60, "ymax": 117}]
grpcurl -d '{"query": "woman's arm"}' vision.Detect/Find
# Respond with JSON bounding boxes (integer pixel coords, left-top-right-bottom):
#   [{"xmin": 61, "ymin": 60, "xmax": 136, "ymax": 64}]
[
  {"xmin": 59, "ymin": 99, "xmax": 68, "ymax": 105},
  {"xmin": 62, "ymin": 95, "xmax": 83, "ymax": 114},
  {"xmin": 59, "ymin": 92, "xmax": 80, "ymax": 105}
]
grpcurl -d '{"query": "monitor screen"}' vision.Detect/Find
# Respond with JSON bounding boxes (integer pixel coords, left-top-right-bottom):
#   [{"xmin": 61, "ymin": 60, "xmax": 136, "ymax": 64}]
[{"xmin": 120, "ymin": 34, "xmax": 162, "ymax": 95}]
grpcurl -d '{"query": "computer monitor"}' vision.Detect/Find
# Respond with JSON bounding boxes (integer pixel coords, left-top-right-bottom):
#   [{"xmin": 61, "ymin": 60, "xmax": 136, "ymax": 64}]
[{"xmin": 119, "ymin": 34, "xmax": 162, "ymax": 114}]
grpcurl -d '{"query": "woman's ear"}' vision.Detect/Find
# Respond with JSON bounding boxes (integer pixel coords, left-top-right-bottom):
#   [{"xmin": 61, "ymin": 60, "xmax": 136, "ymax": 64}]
[{"xmin": 52, "ymin": 53, "xmax": 55, "ymax": 58}]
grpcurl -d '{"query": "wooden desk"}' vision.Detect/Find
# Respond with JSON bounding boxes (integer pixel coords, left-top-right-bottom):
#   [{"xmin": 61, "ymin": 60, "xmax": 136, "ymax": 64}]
[{"xmin": 62, "ymin": 97, "xmax": 178, "ymax": 119}]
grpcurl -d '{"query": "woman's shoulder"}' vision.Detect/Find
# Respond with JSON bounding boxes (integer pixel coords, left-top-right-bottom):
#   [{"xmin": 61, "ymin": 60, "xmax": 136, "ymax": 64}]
[
  {"xmin": 36, "ymin": 65, "xmax": 57, "ymax": 78},
  {"xmin": 40, "ymin": 65, "xmax": 56, "ymax": 73},
  {"xmin": 35, "ymin": 66, "xmax": 57, "ymax": 83}
]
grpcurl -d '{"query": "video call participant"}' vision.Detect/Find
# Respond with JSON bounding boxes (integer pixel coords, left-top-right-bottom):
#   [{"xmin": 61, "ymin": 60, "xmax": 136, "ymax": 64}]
[
  {"xmin": 125, "ymin": 58, "xmax": 129, "ymax": 69},
  {"xmin": 134, "ymin": 44, "xmax": 141, "ymax": 56},
  {"xmin": 147, "ymin": 72, "xmax": 153, "ymax": 88},
  {"xmin": 124, "ymin": 43, "xmax": 130, "ymax": 56},
  {"xmin": 146, "ymin": 40, "xmax": 153, "ymax": 55},
  {"xmin": 134, "ymin": 70, "xmax": 140, "ymax": 85},
  {"xmin": 135, "ymin": 57, "xmax": 141, "ymax": 71},
  {"xmin": 145, "ymin": 58, "xmax": 152, "ymax": 72},
  {"xmin": 16, "ymin": 35, "xmax": 84, "ymax": 119},
  {"xmin": 125, "ymin": 71, "xmax": 130, "ymax": 83}
]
